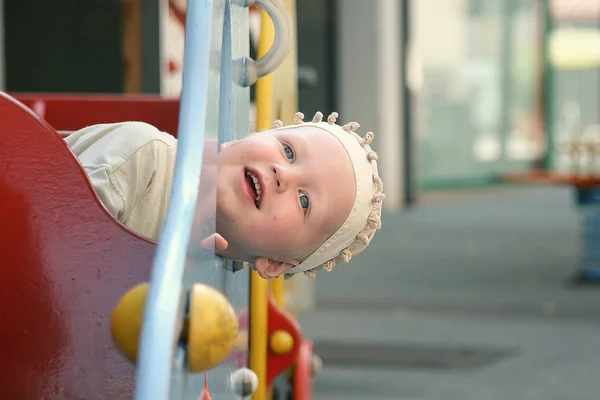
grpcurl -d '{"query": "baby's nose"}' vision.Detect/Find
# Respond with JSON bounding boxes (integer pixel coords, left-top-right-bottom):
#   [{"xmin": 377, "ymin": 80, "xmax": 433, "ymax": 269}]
[{"xmin": 270, "ymin": 163, "xmax": 292, "ymax": 193}]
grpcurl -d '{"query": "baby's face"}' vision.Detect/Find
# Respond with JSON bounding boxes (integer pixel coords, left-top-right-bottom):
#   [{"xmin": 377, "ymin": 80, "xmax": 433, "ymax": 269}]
[{"xmin": 215, "ymin": 126, "xmax": 356, "ymax": 275}]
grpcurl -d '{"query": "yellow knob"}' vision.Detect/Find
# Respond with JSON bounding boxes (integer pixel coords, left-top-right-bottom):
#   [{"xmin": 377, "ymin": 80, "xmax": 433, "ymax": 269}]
[
  {"xmin": 110, "ymin": 282, "xmax": 239, "ymax": 373},
  {"xmin": 187, "ymin": 283, "xmax": 239, "ymax": 372},
  {"xmin": 269, "ymin": 330, "xmax": 294, "ymax": 355},
  {"xmin": 110, "ymin": 282, "xmax": 148, "ymax": 362}
]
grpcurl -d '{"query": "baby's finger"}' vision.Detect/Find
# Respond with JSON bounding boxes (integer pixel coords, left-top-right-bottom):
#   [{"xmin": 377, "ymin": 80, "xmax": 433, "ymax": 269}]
[
  {"xmin": 214, "ymin": 234, "xmax": 228, "ymax": 253},
  {"xmin": 200, "ymin": 233, "xmax": 228, "ymax": 253}
]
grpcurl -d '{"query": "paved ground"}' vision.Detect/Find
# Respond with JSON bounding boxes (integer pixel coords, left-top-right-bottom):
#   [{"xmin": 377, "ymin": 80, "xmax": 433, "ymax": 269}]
[{"xmin": 299, "ymin": 185, "xmax": 600, "ymax": 400}]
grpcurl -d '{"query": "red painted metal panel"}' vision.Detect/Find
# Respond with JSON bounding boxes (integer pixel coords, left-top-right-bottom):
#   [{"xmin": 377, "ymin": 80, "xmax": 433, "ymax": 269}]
[
  {"xmin": 266, "ymin": 296, "xmax": 302, "ymax": 386},
  {"xmin": 11, "ymin": 93, "xmax": 180, "ymax": 135},
  {"xmin": 0, "ymin": 92, "xmax": 156, "ymax": 399},
  {"xmin": 293, "ymin": 341, "xmax": 313, "ymax": 400}
]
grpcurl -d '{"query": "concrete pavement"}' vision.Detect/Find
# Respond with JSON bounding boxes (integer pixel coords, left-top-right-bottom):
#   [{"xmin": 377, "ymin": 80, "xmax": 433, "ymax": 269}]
[{"xmin": 299, "ymin": 185, "xmax": 600, "ymax": 400}]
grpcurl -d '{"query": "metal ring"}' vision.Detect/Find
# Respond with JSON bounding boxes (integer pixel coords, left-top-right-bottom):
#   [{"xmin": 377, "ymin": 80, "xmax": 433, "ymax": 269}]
[{"xmin": 235, "ymin": 0, "xmax": 293, "ymax": 86}]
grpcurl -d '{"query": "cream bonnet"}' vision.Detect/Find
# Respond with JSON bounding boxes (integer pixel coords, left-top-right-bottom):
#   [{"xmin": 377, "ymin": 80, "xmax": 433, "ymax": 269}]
[{"xmin": 267, "ymin": 111, "xmax": 385, "ymax": 279}]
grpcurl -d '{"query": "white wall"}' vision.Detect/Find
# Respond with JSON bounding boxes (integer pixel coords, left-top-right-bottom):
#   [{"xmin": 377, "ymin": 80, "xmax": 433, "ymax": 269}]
[{"xmin": 412, "ymin": 0, "xmax": 468, "ymax": 72}]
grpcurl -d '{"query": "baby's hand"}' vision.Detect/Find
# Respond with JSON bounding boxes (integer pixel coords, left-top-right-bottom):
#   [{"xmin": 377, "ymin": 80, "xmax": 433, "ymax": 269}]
[{"xmin": 200, "ymin": 233, "xmax": 228, "ymax": 254}]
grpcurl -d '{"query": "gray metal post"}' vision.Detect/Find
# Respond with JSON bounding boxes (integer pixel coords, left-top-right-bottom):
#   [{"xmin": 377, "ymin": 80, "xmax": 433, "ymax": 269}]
[{"xmin": 336, "ymin": 0, "xmax": 407, "ymax": 211}]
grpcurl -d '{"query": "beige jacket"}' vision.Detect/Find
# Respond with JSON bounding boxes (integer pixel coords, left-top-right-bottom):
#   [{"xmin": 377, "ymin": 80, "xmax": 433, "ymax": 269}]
[{"xmin": 65, "ymin": 122, "xmax": 178, "ymax": 241}]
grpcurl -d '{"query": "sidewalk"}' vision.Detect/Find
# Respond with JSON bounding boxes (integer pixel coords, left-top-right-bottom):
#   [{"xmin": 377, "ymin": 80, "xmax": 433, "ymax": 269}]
[{"xmin": 299, "ymin": 185, "xmax": 600, "ymax": 400}]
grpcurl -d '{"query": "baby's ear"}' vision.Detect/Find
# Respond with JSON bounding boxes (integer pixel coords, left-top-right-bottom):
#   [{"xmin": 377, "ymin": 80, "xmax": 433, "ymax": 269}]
[{"xmin": 255, "ymin": 257, "xmax": 297, "ymax": 279}]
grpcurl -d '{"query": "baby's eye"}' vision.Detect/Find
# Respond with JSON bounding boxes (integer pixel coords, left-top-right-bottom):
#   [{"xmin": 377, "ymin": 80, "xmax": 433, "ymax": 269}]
[
  {"xmin": 299, "ymin": 193, "xmax": 310, "ymax": 210},
  {"xmin": 283, "ymin": 145, "xmax": 294, "ymax": 162}
]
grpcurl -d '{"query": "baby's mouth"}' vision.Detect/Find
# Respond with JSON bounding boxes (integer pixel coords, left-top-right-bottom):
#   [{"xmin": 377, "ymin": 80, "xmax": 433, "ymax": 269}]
[{"xmin": 245, "ymin": 169, "xmax": 262, "ymax": 208}]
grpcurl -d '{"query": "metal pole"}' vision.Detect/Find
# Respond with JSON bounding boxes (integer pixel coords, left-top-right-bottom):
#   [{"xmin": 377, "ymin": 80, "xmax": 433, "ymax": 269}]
[
  {"xmin": 400, "ymin": 0, "xmax": 414, "ymax": 207},
  {"xmin": 376, "ymin": 0, "xmax": 403, "ymax": 210},
  {"xmin": 498, "ymin": 0, "xmax": 515, "ymax": 162},
  {"xmin": 249, "ymin": 10, "xmax": 273, "ymax": 400},
  {"xmin": 542, "ymin": 0, "xmax": 555, "ymax": 169},
  {"xmin": 337, "ymin": 0, "xmax": 405, "ymax": 211},
  {"xmin": 135, "ymin": 1, "xmax": 216, "ymax": 398}
]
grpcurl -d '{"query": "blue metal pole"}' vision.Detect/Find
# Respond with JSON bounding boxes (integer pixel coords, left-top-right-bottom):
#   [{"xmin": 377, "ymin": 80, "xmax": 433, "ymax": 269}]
[{"xmin": 135, "ymin": 1, "xmax": 215, "ymax": 399}]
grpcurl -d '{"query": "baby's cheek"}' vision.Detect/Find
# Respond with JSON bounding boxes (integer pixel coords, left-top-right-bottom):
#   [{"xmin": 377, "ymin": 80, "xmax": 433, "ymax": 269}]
[
  {"xmin": 272, "ymin": 212, "xmax": 299, "ymax": 232},
  {"xmin": 253, "ymin": 212, "xmax": 298, "ymax": 241}
]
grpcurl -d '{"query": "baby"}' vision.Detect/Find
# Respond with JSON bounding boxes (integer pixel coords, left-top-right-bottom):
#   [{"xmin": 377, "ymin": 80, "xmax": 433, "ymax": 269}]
[{"xmin": 65, "ymin": 111, "xmax": 384, "ymax": 279}]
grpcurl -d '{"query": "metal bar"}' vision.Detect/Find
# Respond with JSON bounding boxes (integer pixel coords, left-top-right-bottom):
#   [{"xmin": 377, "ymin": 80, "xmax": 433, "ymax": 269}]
[
  {"xmin": 498, "ymin": 0, "xmax": 516, "ymax": 162},
  {"xmin": 543, "ymin": 0, "xmax": 555, "ymax": 169},
  {"xmin": 400, "ymin": 0, "xmax": 414, "ymax": 207},
  {"xmin": 327, "ymin": 0, "xmax": 338, "ymax": 113},
  {"xmin": 135, "ymin": 1, "xmax": 215, "ymax": 398},
  {"xmin": 270, "ymin": 0, "xmax": 298, "ymax": 310},
  {"xmin": 249, "ymin": 10, "xmax": 273, "ymax": 400},
  {"xmin": 376, "ymin": 0, "xmax": 403, "ymax": 210}
]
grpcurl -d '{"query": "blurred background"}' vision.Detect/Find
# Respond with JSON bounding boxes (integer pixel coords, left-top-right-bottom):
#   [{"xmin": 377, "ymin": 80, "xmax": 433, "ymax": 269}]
[{"xmin": 1, "ymin": 0, "xmax": 600, "ymax": 398}]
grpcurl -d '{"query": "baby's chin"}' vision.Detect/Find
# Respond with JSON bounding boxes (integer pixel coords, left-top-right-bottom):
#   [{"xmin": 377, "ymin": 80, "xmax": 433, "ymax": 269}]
[{"xmin": 215, "ymin": 239, "xmax": 256, "ymax": 263}]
